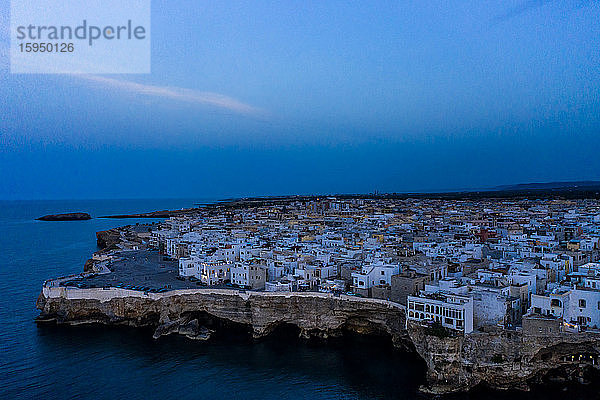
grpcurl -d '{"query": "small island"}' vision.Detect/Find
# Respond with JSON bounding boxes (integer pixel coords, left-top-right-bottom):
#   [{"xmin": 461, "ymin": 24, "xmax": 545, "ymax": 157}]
[{"xmin": 36, "ymin": 212, "xmax": 92, "ymax": 221}]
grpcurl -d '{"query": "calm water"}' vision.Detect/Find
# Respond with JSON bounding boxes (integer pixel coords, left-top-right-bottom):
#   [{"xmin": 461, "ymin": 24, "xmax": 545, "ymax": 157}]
[
  {"xmin": 0, "ymin": 199, "xmax": 595, "ymax": 400},
  {"xmin": 0, "ymin": 199, "xmax": 426, "ymax": 400}
]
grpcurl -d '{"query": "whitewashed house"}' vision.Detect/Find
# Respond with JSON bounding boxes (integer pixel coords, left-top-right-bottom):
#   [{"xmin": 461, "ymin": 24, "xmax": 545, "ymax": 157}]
[
  {"xmin": 352, "ymin": 263, "xmax": 400, "ymax": 292},
  {"xmin": 407, "ymin": 292, "xmax": 474, "ymax": 333}
]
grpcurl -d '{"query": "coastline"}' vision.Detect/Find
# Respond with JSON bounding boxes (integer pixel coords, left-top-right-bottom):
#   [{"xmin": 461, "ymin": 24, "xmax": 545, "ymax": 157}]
[
  {"xmin": 93, "ymin": 183, "xmax": 600, "ymax": 220},
  {"xmin": 36, "ymin": 280, "xmax": 600, "ymax": 394},
  {"xmin": 36, "ymin": 220, "xmax": 600, "ymax": 395}
]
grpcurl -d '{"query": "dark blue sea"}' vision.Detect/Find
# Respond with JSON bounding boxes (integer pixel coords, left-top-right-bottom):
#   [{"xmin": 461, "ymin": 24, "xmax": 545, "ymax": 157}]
[{"xmin": 0, "ymin": 199, "xmax": 595, "ymax": 400}]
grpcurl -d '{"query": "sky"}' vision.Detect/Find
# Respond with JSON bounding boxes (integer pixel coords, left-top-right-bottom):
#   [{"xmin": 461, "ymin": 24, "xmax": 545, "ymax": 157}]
[{"xmin": 0, "ymin": 0, "xmax": 599, "ymax": 200}]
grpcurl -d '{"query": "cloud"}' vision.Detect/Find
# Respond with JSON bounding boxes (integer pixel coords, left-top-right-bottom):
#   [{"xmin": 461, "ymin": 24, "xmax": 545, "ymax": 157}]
[{"xmin": 75, "ymin": 75, "xmax": 265, "ymax": 117}]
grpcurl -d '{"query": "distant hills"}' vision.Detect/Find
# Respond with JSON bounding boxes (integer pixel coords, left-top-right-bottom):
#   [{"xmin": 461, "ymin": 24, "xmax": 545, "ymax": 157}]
[
  {"xmin": 493, "ymin": 181, "xmax": 600, "ymax": 191},
  {"xmin": 365, "ymin": 180, "xmax": 600, "ymax": 200}
]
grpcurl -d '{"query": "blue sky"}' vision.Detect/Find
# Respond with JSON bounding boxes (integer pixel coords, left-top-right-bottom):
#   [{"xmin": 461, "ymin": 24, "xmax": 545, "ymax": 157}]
[{"xmin": 1, "ymin": 1, "xmax": 599, "ymax": 199}]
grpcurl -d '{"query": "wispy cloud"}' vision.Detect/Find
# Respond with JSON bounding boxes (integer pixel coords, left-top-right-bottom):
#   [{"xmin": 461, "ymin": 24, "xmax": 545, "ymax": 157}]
[{"xmin": 75, "ymin": 75, "xmax": 265, "ymax": 117}]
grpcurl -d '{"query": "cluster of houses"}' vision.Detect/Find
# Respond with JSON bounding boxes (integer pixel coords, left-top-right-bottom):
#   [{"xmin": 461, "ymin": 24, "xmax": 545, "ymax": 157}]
[{"xmin": 146, "ymin": 197, "xmax": 600, "ymax": 335}]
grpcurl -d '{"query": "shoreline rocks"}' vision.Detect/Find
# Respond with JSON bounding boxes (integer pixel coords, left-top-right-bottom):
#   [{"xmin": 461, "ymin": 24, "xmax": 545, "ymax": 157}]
[{"xmin": 96, "ymin": 229, "xmax": 122, "ymax": 249}]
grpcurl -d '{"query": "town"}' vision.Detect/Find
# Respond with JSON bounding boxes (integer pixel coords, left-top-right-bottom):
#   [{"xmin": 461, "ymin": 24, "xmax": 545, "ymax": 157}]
[{"xmin": 115, "ymin": 197, "xmax": 600, "ymax": 337}]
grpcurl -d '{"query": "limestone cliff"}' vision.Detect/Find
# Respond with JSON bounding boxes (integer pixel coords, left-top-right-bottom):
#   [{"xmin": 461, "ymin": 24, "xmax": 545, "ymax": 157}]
[
  {"xmin": 36, "ymin": 289, "xmax": 408, "ymax": 344},
  {"xmin": 408, "ymin": 322, "xmax": 600, "ymax": 393},
  {"xmin": 36, "ymin": 288, "xmax": 600, "ymax": 394},
  {"xmin": 96, "ymin": 229, "xmax": 122, "ymax": 249}
]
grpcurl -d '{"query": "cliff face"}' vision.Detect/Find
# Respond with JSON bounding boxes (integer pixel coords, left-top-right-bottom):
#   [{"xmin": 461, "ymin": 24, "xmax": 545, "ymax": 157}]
[
  {"xmin": 36, "ymin": 288, "xmax": 600, "ymax": 394},
  {"xmin": 96, "ymin": 229, "xmax": 122, "ymax": 249},
  {"xmin": 36, "ymin": 289, "xmax": 408, "ymax": 344},
  {"xmin": 408, "ymin": 323, "xmax": 600, "ymax": 393}
]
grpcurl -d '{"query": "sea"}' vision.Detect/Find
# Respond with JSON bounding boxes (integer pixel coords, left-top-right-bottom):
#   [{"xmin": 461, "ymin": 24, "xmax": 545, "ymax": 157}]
[{"xmin": 0, "ymin": 199, "xmax": 595, "ymax": 400}]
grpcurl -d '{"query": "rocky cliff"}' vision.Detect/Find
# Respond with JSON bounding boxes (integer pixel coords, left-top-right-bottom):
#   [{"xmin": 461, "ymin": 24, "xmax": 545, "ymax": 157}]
[
  {"xmin": 96, "ymin": 229, "xmax": 122, "ymax": 249},
  {"xmin": 36, "ymin": 288, "xmax": 600, "ymax": 394},
  {"xmin": 36, "ymin": 289, "xmax": 409, "ymax": 344},
  {"xmin": 408, "ymin": 323, "xmax": 600, "ymax": 393}
]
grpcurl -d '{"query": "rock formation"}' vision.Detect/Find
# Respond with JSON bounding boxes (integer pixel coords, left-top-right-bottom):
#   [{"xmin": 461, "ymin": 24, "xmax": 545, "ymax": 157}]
[
  {"xmin": 36, "ymin": 290, "xmax": 407, "ymax": 344},
  {"xmin": 96, "ymin": 229, "xmax": 122, "ymax": 249},
  {"xmin": 36, "ymin": 288, "xmax": 600, "ymax": 394},
  {"xmin": 36, "ymin": 212, "xmax": 91, "ymax": 221},
  {"xmin": 408, "ymin": 322, "xmax": 600, "ymax": 393}
]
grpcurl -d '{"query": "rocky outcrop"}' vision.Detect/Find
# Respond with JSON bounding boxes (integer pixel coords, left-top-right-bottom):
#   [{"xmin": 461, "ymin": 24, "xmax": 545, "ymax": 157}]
[
  {"xmin": 35, "ymin": 288, "xmax": 600, "ymax": 394},
  {"xmin": 83, "ymin": 258, "xmax": 96, "ymax": 272},
  {"xmin": 36, "ymin": 290, "xmax": 408, "ymax": 344},
  {"xmin": 153, "ymin": 316, "xmax": 214, "ymax": 340},
  {"xmin": 408, "ymin": 323, "xmax": 600, "ymax": 394},
  {"xmin": 96, "ymin": 229, "xmax": 121, "ymax": 249},
  {"xmin": 37, "ymin": 212, "xmax": 91, "ymax": 221}
]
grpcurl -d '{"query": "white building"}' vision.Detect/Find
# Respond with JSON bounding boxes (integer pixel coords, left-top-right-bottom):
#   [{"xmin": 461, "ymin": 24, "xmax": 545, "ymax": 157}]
[
  {"xmin": 407, "ymin": 292, "xmax": 474, "ymax": 334},
  {"xmin": 351, "ymin": 263, "xmax": 400, "ymax": 291},
  {"xmin": 568, "ymin": 288, "xmax": 600, "ymax": 329},
  {"xmin": 179, "ymin": 257, "xmax": 199, "ymax": 277},
  {"xmin": 530, "ymin": 290, "xmax": 570, "ymax": 319},
  {"xmin": 178, "ymin": 257, "xmax": 231, "ymax": 285},
  {"xmin": 265, "ymin": 281, "xmax": 293, "ymax": 292},
  {"xmin": 470, "ymin": 285, "xmax": 520, "ymax": 328},
  {"xmin": 530, "ymin": 287, "xmax": 600, "ymax": 330}
]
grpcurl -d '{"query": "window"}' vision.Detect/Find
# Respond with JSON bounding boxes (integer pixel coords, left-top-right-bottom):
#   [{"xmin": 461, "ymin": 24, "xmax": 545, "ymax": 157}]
[
  {"xmin": 445, "ymin": 318, "xmax": 453, "ymax": 325},
  {"xmin": 381, "ymin": 271, "xmax": 385, "ymax": 275},
  {"xmin": 579, "ymin": 299, "xmax": 587, "ymax": 308}
]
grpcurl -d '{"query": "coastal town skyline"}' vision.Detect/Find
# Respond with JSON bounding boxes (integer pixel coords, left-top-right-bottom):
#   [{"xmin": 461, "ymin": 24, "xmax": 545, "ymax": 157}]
[{"xmin": 37, "ymin": 195, "xmax": 600, "ymax": 394}]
